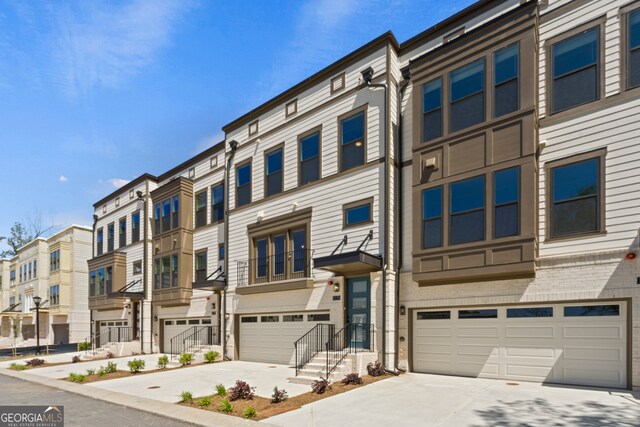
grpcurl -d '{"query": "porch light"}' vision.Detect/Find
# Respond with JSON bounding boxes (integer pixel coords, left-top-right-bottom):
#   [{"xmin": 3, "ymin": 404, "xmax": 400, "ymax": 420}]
[{"xmin": 333, "ymin": 282, "xmax": 340, "ymax": 293}]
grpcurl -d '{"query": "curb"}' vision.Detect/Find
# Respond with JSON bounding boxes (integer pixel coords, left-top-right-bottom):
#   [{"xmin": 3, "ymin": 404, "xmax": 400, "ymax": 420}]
[{"xmin": 0, "ymin": 368, "xmax": 278, "ymax": 427}]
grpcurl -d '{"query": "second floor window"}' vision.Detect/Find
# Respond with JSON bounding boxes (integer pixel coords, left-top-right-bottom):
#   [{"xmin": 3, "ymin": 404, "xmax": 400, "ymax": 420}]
[
  {"xmin": 628, "ymin": 9, "xmax": 640, "ymax": 89},
  {"xmin": 155, "ymin": 203, "xmax": 161, "ymax": 234},
  {"xmin": 494, "ymin": 43, "xmax": 519, "ymax": 117},
  {"xmin": 550, "ymin": 157, "xmax": 600, "ymax": 238},
  {"xmin": 107, "ymin": 223, "xmax": 114, "ymax": 252},
  {"xmin": 131, "ymin": 212, "xmax": 140, "ymax": 243},
  {"xmin": 494, "ymin": 167, "xmax": 520, "ymax": 238},
  {"xmin": 265, "ymin": 148, "xmax": 283, "ymax": 197},
  {"xmin": 172, "ymin": 195, "xmax": 179, "ymax": 229},
  {"xmin": 97, "ymin": 268, "xmax": 105, "ymax": 295},
  {"xmin": 422, "ymin": 187, "xmax": 443, "ymax": 249},
  {"xmin": 340, "ymin": 111, "xmax": 365, "ymax": 171},
  {"xmin": 551, "ymin": 27, "xmax": 599, "ymax": 113},
  {"xmin": 119, "ymin": 218, "xmax": 126, "ymax": 248},
  {"xmin": 49, "ymin": 285, "xmax": 60, "ymax": 306},
  {"xmin": 97, "ymin": 228, "xmax": 104, "ymax": 255},
  {"xmin": 423, "ymin": 78, "xmax": 442, "ymax": 142},
  {"xmin": 252, "ymin": 227, "xmax": 307, "ymax": 283},
  {"xmin": 105, "ymin": 266, "xmax": 112, "ymax": 293},
  {"xmin": 195, "ymin": 191, "xmax": 207, "ymax": 227},
  {"xmin": 299, "ymin": 131, "xmax": 320, "ymax": 185},
  {"xmin": 162, "ymin": 199, "xmax": 171, "ymax": 232},
  {"xmin": 450, "ymin": 175, "xmax": 485, "ymax": 245},
  {"xmin": 450, "ymin": 59, "xmax": 485, "ymax": 132},
  {"xmin": 237, "ymin": 162, "xmax": 252, "ymax": 207},
  {"xmin": 344, "ymin": 200, "xmax": 373, "ymax": 228},
  {"xmin": 89, "ymin": 271, "xmax": 96, "ymax": 297},
  {"xmin": 211, "ymin": 184, "xmax": 224, "ymax": 223},
  {"xmin": 195, "ymin": 251, "xmax": 207, "ymax": 281}
]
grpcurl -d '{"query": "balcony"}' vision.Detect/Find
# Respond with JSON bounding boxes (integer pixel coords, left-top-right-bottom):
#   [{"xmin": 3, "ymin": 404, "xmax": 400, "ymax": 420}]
[{"xmin": 236, "ymin": 249, "xmax": 314, "ymax": 295}]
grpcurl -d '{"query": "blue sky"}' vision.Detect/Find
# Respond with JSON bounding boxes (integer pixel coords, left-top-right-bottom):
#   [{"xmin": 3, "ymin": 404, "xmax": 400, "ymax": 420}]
[{"xmin": 0, "ymin": 0, "xmax": 475, "ymax": 250}]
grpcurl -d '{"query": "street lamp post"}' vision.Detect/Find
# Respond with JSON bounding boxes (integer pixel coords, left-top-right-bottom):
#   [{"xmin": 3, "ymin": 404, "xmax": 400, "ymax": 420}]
[{"xmin": 32, "ymin": 296, "xmax": 42, "ymax": 355}]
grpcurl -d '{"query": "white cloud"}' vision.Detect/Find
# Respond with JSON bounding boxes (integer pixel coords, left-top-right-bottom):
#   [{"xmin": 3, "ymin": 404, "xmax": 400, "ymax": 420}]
[
  {"xmin": 107, "ymin": 178, "xmax": 130, "ymax": 189},
  {"xmin": 59, "ymin": 175, "xmax": 68, "ymax": 182},
  {"xmin": 49, "ymin": 0, "xmax": 195, "ymax": 97}
]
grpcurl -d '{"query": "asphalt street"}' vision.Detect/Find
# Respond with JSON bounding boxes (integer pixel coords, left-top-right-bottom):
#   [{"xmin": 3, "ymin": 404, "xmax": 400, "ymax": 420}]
[{"xmin": 0, "ymin": 374, "xmax": 197, "ymax": 427}]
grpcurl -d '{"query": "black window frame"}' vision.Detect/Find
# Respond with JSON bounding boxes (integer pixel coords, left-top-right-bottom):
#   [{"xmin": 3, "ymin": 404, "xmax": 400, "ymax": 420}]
[
  {"xmin": 550, "ymin": 25, "xmax": 601, "ymax": 114},
  {"xmin": 493, "ymin": 42, "xmax": 520, "ymax": 117},
  {"xmin": 299, "ymin": 129, "xmax": 321, "ymax": 186},
  {"xmin": 449, "ymin": 58, "xmax": 486, "ymax": 132},
  {"xmin": 265, "ymin": 146, "xmax": 284, "ymax": 197},
  {"xmin": 236, "ymin": 161, "xmax": 252, "ymax": 207}
]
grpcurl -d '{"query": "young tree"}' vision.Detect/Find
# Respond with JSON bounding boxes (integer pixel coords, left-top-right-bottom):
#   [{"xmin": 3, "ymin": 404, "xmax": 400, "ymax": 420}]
[{"xmin": 0, "ymin": 212, "xmax": 54, "ymax": 258}]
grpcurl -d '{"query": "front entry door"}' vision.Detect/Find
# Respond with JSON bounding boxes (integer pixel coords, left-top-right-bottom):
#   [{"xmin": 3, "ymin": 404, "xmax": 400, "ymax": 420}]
[{"xmin": 347, "ymin": 277, "xmax": 371, "ymax": 349}]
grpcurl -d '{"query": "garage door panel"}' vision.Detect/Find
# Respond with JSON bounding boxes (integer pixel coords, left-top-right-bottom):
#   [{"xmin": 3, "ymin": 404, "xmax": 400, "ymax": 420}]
[
  {"xmin": 457, "ymin": 326, "xmax": 499, "ymax": 338},
  {"xmin": 505, "ymin": 326, "xmax": 555, "ymax": 338},
  {"xmin": 563, "ymin": 346, "xmax": 623, "ymax": 362},
  {"xmin": 413, "ymin": 301, "xmax": 627, "ymax": 389},
  {"xmin": 563, "ymin": 325, "xmax": 623, "ymax": 339}
]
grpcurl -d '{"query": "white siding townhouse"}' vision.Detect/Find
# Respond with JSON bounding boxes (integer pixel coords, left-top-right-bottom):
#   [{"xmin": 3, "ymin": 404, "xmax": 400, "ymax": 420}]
[{"xmin": 88, "ymin": 0, "xmax": 640, "ymax": 390}]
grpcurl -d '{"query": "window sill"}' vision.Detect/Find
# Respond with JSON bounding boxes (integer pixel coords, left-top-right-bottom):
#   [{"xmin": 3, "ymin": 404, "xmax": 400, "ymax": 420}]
[
  {"xmin": 235, "ymin": 278, "xmax": 313, "ymax": 295},
  {"xmin": 544, "ymin": 230, "xmax": 607, "ymax": 244}
]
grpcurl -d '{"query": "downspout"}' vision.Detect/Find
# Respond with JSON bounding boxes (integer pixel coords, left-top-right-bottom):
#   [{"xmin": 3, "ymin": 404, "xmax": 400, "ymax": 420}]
[
  {"xmin": 393, "ymin": 66, "xmax": 411, "ymax": 373},
  {"xmin": 223, "ymin": 139, "xmax": 238, "ymax": 360},
  {"xmin": 143, "ymin": 183, "xmax": 150, "ymax": 353},
  {"xmin": 361, "ymin": 67, "xmax": 388, "ymax": 368}
]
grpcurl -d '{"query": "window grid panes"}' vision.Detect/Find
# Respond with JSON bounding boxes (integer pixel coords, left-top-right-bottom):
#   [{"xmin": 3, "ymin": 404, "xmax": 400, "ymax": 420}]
[
  {"xmin": 266, "ymin": 148, "xmax": 283, "ymax": 197},
  {"xmin": 211, "ymin": 184, "xmax": 224, "ymax": 223},
  {"xmin": 237, "ymin": 163, "xmax": 251, "ymax": 207},
  {"xmin": 629, "ymin": 9, "xmax": 640, "ymax": 89},
  {"xmin": 300, "ymin": 132, "xmax": 320, "ymax": 185},
  {"xmin": 551, "ymin": 158, "xmax": 599, "ymax": 237},
  {"xmin": 195, "ymin": 192, "xmax": 207, "ymax": 228},
  {"xmin": 450, "ymin": 59, "xmax": 485, "ymax": 132},
  {"xmin": 422, "ymin": 187, "xmax": 443, "ymax": 248},
  {"xmin": 494, "ymin": 43, "xmax": 519, "ymax": 117},
  {"xmin": 340, "ymin": 111, "xmax": 365, "ymax": 171},
  {"xmin": 450, "ymin": 176, "xmax": 485, "ymax": 244},
  {"xmin": 423, "ymin": 78, "xmax": 443, "ymax": 141},
  {"xmin": 494, "ymin": 167, "xmax": 519, "ymax": 238},
  {"xmin": 552, "ymin": 27, "xmax": 599, "ymax": 113}
]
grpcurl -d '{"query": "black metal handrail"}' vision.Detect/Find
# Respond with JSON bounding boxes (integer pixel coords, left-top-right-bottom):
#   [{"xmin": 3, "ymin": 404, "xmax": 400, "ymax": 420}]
[
  {"xmin": 98, "ymin": 326, "xmax": 133, "ymax": 348},
  {"xmin": 294, "ymin": 323, "xmax": 334, "ymax": 376},
  {"xmin": 325, "ymin": 323, "xmax": 374, "ymax": 379},
  {"xmin": 237, "ymin": 249, "xmax": 314, "ymax": 286},
  {"xmin": 169, "ymin": 325, "xmax": 218, "ymax": 360}
]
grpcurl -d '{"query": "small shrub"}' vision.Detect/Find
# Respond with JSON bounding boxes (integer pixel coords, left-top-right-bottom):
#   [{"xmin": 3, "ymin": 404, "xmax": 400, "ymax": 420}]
[
  {"xmin": 97, "ymin": 367, "xmax": 107, "ymax": 377},
  {"xmin": 215, "ymin": 384, "xmax": 226, "ymax": 396},
  {"xmin": 105, "ymin": 361, "xmax": 117, "ymax": 373},
  {"xmin": 218, "ymin": 399, "xmax": 233, "ymax": 414},
  {"xmin": 25, "ymin": 358, "xmax": 45, "ymax": 367},
  {"xmin": 86, "ymin": 369, "xmax": 96, "ymax": 376},
  {"xmin": 197, "ymin": 396, "xmax": 211, "ymax": 407},
  {"xmin": 106, "ymin": 352, "xmax": 115, "ymax": 359},
  {"xmin": 179, "ymin": 391, "xmax": 193, "ymax": 403},
  {"xmin": 178, "ymin": 353, "xmax": 193, "ymax": 366},
  {"xmin": 367, "ymin": 360, "xmax": 385, "ymax": 377},
  {"xmin": 311, "ymin": 378, "xmax": 331, "ymax": 395},
  {"xmin": 127, "ymin": 358, "xmax": 145, "ymax": 373},
  {"xmin": 78, "ymin": 341, "xmax": 91, "ymax": 351},
  {"xmin": 228, "ymin": 380, "xmax": 255, "ymax": 401},
  {"xmin": 341, "ymin": 373, "xmax": 364, "ymax": 385},
  {"xmin": 271, "ymin": 386, "xmax": 288, "ymax": 404},
  {"xmin": 72, "ymin": 355, "xmax": 81, "ymax": 363},
  {"xmin": 157, "ymin": 355, "xmax": 169, "ymax": 369},
  {"xmin": 203, "ymin": 351, "xmax": 219, "ymax": 364},
  {"xmin": 9, "ymin": 363, "xmax": 26, "ymax": 371},
  {"xmin": 243, "ymin": 407, "xmax": 257, "ymax": 419},
  {"xmin": 68, "ymin": 373, "xmax": 86, "ymax": 383}
]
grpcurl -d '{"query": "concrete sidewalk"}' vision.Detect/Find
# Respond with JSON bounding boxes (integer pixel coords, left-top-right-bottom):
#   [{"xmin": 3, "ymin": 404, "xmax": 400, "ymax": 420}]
[
  {"xmin": 265, "ymin": 373, "xmax": 640, "ymax": 427},
  {"xmin": 0, "ymin": 367, "xmax": 276, "ymax": 427}
]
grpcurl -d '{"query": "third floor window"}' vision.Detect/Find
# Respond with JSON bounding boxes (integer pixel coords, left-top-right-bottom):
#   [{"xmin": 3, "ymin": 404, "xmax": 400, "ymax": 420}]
[
  {"xmin": 237, "ymin": 162, "xmax": 252, "ymax": 207},
  {"xmin": 97, "ymin": 228, "xmax": 103, "ymax": 255},
  {"xmin": 494, "ymin": 43, "xmax": 519, "ymax": 117},
  {"xmin": 131, "ymin": 211, "xmax": 140, "ymax": 243},
  {"xmin": 211, "ymin": 183, "xmax": 224, "ymax": 223},
  {"xmin": 195, "ymin": 191, "xmax": 207, "ymax": 228},
  {"xmin": 340, "ymin": 110, "xmax": 365, "ymax": 171},
  {"xmin": 450, "ymin": 59, "xmax": 485, "ymax": 132},
  {"xmin": 119, "ymin": 217, "xmax": 126, "ymax": 248},
  {"xmin": 107, "ymin": 223, "xmax": 114, "ymax": 252},
  {"xmin": 299, "ymin": 131, "xmax": 320, "ymax": 185},
  {"xmin": 265, "ymin": 148, "xmax": 283, "ymax": 197}
]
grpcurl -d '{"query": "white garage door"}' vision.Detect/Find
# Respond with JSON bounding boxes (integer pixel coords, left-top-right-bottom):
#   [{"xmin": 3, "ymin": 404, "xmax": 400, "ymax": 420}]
[
  {"xmin": 413, "ymin": 302, "xmax": 627, "ymax": 389},
  {"xmin": 239, "ymin": 311, "xmax": 331, "ymax": 365},
  {"xmin": 163, "ymin": 318, "xmax": 212, "ymax": 353}
]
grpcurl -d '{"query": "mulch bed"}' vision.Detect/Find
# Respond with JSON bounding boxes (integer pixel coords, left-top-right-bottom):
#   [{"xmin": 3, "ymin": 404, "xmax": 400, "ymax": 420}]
[
  {"xmin": 180, "ymin": 374, "xmax": 391, "ymax": 420},
  {"xmin": 63, "ymin": 361, "xmax": 221, "ymax": 384}
]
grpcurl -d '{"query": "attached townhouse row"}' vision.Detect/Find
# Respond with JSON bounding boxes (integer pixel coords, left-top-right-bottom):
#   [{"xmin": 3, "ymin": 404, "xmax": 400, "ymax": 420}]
[
  {"xmin": 0, "ymin": 226, "xmax": 92, "ymax": 347},
  {"xmin": 88, "ymin": 0, "xmax": 640, "ymax": 390}
]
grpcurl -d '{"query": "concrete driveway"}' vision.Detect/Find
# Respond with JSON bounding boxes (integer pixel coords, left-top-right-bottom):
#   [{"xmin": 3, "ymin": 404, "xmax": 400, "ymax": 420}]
[
  {"xmin": 86, "ymin": 361, "xmax": 310, "ymax": 402},
  {"xmin": 266, "ymin": 374, "xmax": 640, "ymax": 427}
]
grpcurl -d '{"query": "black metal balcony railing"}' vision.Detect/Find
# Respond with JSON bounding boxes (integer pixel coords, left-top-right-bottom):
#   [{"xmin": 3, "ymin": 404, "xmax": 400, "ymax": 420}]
[{"xmin": 237, "ymin": 249, "xmax": 313, "ymax": 286}]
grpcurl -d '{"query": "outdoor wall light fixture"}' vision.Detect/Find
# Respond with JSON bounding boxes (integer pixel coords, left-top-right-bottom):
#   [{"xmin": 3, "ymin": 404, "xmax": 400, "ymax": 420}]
[
  {"xmin": 361, "ymin": 66, "xmax": 374, "ymax": 84},
  {"xmin": 333, "ymin": 282, "xmax": 340, "ymax": 293},
  {"xmin": 400, "ymin": 305, "xmax": 406, "ymax": 316}
]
